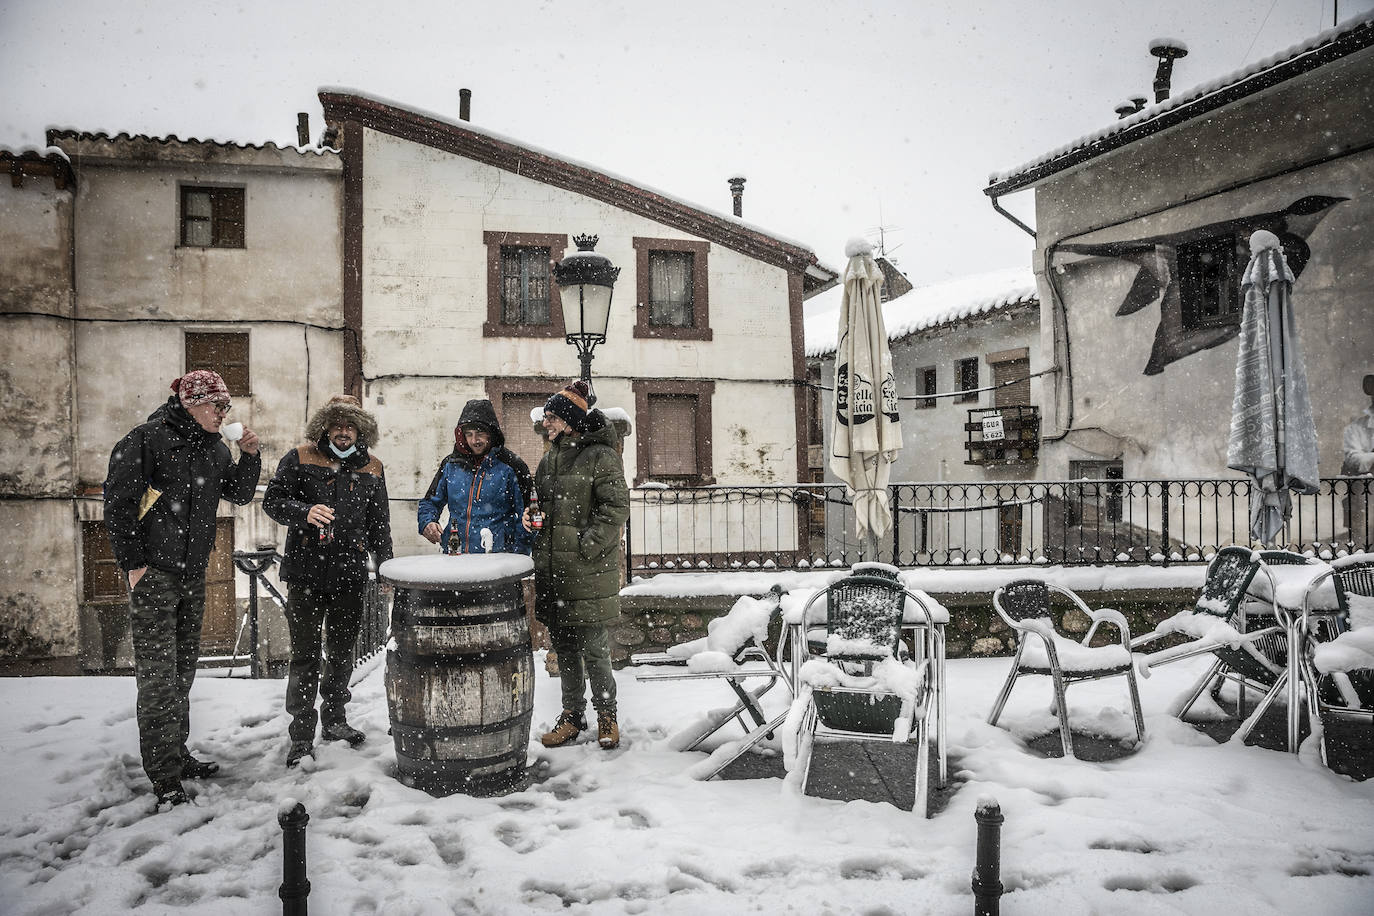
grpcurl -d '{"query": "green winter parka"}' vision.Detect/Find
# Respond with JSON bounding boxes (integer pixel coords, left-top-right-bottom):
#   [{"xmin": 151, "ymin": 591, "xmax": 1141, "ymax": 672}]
[{"xmin": 532, "ymin": 410, "xmax": 630, "ymax": 626}]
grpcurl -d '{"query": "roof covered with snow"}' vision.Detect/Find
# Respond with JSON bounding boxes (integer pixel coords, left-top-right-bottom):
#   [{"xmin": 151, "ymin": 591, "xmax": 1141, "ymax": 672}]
[
  {"xmin": 805, "ymin": 266, "xmax": 1037, "ymax": 358},
  {"xmin": 986, "ymin": 10, "xmax": 1374, "ymax": 195},
  {"xmin": 0, "ymin": 145, "xmax": 74, "ymax": 188},
  {"xmin": 318, "ymin": 88, "xmax": 839, "ymax": 296},
  {"xmin": 46, "ymin": 129, "xmax": 338, "ymax": 158}
]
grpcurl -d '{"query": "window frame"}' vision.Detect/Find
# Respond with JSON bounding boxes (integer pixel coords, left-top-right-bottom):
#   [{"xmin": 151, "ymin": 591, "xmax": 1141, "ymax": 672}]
[
  {"xmin": 632, "ymin": 237, "xmax": 712, "ymax": 341},
  {"xmin": 1177, "ymin": 233, "xmax": 1246, "ymax": 331},
  {"xmin": 956, "ymin": 357, "xmax": 980, "ymax": 404},
  {"xmin": 633, "ymin": 378, "xmax": 715, "ymax": 486},
  {"xmin": 179, "ymin": 185, "xmax": 245, "ymax": 249},
  {"xmin": 184, "ymin": 330, "xmax": 251, "ymax": 396},
  {"xmin": 915, "ymin": 365, "xmax": 937, "ymax": 409},
  {"xmin": 482, "ymin": 231, "xmax": 568, "ymax": 339}
]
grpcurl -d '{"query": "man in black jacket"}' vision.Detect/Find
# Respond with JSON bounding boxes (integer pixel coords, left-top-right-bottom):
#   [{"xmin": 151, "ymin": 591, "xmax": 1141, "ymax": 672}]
[
  {"xmin": 264, "ymin": 395, "xmax": 393, "ymax": 767},
  {"xmin": 104, "ymin": 370, "xmax": 261, "ymax": 808}
]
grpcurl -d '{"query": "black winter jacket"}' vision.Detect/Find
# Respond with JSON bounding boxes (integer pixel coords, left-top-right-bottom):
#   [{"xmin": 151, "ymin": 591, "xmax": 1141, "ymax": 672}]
[
  {"xmin": 263, "ymin": 438, "xmax": 394, "ymax": 587},
  {"xmin": 104, "ymin": 397, "xmax": 262, "ymax": 578}
]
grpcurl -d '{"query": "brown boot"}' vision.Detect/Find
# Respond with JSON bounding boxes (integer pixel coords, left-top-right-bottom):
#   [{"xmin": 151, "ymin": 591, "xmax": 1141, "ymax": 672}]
[
  {"xmin": 540, "ymin": 709, "xmax": 587, "ymax": 748},
  {"xmin": 597, "ymin": 711, "xmax": 620, "ymax": 750}
]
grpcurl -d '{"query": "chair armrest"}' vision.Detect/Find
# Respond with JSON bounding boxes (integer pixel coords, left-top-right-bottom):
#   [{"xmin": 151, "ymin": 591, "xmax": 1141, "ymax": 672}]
[
  {"xmin": 630, "ymin": 652, "xmax": 685, "ymax": 667},
  {"xmin": 1084, "ymin": 607, "xmax": 1131, "ymax": 647}
]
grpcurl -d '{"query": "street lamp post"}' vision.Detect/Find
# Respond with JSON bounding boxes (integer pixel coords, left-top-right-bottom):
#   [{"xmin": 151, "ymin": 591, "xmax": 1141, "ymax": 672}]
[{"xmin": 552, "ymin": 234, "xmax": 619, "ymax": 400}]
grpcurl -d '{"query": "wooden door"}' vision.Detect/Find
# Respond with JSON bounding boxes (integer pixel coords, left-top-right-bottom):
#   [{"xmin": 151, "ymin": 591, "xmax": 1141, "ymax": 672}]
[{"xmin": 200, "ymin": 519, "xmax": 237, "ymax": 653}]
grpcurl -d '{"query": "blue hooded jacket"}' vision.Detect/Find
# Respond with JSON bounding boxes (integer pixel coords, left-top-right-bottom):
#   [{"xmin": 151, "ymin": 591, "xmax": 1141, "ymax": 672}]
[{"xmin": 417, "ymin": 400, "xmax": 532, "ymax": 555}]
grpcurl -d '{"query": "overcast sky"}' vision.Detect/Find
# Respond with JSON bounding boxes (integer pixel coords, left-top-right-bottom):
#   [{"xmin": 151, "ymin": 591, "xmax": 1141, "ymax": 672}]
[{"xmin": 3, "ymin": 0, "xmax": 1370, "ymax": 313}]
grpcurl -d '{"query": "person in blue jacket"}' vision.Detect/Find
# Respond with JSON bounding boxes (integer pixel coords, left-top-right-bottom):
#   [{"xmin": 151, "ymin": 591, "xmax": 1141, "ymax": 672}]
[{"xmin": 419, "ymin": 399, "xmax": 531, "ymax": 555}]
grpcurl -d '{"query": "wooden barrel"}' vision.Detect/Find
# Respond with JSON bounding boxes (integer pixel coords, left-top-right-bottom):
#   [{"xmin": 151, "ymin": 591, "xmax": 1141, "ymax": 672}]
[{"xmin": 380, "ymin": 555, "xmax": 535, "ymax": 796}]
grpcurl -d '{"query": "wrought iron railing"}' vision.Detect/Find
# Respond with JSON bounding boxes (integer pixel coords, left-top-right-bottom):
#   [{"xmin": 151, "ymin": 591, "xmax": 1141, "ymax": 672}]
[{"xmin": 626, "ymin": 477, "xmax": 1373, "ymax": 573}]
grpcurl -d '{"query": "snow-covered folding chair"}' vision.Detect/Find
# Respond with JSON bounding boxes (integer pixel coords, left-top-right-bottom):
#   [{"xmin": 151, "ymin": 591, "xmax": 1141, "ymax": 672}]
[
  {"xmin": 987, "ymin": 579, "xmax": 1145, "ymax": 758},
  {"xmin": 787, "ymin": 572, "xmax": 937, "ymax": 816},
  {"xmin": 1302, "ymin": 555, "xmax": 1374, "ymax": 777},
  {"xmin": 631, "ymin": 586, "xmax": 791, "ymax": 770},
  {"xmin": 1133, "ymin": 546, "xmax": 1293, "ymax": 742}
]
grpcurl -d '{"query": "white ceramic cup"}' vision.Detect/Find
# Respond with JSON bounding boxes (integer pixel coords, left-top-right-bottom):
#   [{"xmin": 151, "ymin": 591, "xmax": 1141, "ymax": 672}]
[{"xmin": 221, "ymin": 421, "xmax": 244, "ymax": 442}]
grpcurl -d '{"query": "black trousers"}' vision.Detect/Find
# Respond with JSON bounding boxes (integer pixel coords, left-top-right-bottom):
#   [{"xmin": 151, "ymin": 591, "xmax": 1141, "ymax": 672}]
[
  {"xmin": 284, "ymin": 583, "xmax": 364, "ymax": 742},
  {"xmin": 129, "ymin": 567, "xmax": 206, "ymax": 788}
]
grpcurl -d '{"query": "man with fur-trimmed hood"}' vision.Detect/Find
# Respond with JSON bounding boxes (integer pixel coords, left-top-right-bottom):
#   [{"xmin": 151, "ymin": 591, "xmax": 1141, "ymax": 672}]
[{"xmin": 264, "ymin": 394, "xmax": 393, "ymax": 767}]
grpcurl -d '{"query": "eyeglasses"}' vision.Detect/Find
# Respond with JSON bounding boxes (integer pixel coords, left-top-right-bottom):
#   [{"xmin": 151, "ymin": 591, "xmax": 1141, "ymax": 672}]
[{"xmin": 212, "ymin": 401, "xmax": 232, "ymax": 416}]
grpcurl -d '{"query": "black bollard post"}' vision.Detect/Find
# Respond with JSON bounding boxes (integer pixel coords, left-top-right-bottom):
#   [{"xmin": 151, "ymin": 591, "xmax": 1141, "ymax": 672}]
[
  {"xmin": 278, "ymin": 802, "xmax": 310, "ymax": 916},
  {"xmin": 972, "ymin": 798, "xmax": 1004, "ymax": 916}
]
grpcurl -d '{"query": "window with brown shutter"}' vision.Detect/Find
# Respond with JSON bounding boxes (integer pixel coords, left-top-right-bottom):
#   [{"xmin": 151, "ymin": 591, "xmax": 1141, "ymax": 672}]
[
  {"xmin": 499, "ymin": 393, "xmax": 549, "ymax": 474},
  {"xmin": 185, "ymin": 331, "xmax": 250, "ymax": 395},
  {"xmin": 992, "ymin": 358, "xmax": 1030, "ymax": 408},
  {"xmin": 648, "ymin": 395, "xmax": 699, "ymax": 478},
  {"xmin": 180, "ymin": 186, "xmax": 244, "ymax": 248},
  {"xmin": 633, "ymin": 379, "xmax": 715, "ymax": 485}
]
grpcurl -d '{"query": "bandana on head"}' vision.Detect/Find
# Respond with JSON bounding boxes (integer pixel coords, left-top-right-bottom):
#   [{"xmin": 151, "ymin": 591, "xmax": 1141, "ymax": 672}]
[{"xmin": 171, "ymin": 370, "xmax": 230, "ymax": 409}]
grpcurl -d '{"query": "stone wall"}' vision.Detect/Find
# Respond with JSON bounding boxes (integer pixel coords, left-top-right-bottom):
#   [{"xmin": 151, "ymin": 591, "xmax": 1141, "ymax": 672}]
[{"xmin": 613, "ymin": 586, "xmax": 1198, "ymax": 666}]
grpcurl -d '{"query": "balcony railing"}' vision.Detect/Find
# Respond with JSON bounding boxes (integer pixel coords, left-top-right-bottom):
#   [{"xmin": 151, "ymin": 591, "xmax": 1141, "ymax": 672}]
[
  {"xmin": 965, "ymin": 405, "xmax": 1039, "ymax": 464},
  {"xmin": 626, "ymin": 476, "xmax": 1373, "ymax": 574}
]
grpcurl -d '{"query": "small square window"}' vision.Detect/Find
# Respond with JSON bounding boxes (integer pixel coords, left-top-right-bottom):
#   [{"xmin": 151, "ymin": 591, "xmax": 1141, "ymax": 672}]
[
  {"xmin": 185, "ymin": 331, "xmax": 250, "ymax": 396},
  {"xmin": 956, "ymin": 358, "xmax": 979, "ymax": 404},
  {"xmin": 915, "ymin": 366, "xmax": 937, "ymax": 409},
  {"xmin": 500, "ymin": 245, "xmax": 552, "ymax": 326},
  {"xmin": 181, "ymin": 186, "xmax": 244, "ymax": 248}
]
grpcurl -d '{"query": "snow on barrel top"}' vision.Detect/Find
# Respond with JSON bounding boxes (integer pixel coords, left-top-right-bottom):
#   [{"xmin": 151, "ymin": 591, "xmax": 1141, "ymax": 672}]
[{"xmin": 379, "ymin": 554, "xmax": 533, "ymax": 588}]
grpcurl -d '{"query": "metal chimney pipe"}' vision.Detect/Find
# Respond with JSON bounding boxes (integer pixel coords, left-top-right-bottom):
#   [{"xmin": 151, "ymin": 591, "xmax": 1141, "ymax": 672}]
[
  {"xmin": 296, "ymin": 113, "xmax": 310, "ymax": 147},
  {"xmin": 728, "ymin": 176, "xmax": 746, "ymax": 217},
  {"xmin": 459, "ymin": 88, "xmax": 472, "ymax": 122},
  {"xmin": 1149, "ymin": 39, "xmax": 1188, "ymax": 103}
]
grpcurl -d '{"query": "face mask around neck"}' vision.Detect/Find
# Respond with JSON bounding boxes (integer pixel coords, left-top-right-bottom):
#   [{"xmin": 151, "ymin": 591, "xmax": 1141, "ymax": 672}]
[{"xmin": 329, "ymin": 442, "xmax": 358, "ymax": 459}]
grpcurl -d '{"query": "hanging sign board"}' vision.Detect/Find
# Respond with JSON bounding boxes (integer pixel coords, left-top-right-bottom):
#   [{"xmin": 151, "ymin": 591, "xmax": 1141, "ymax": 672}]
[{"xmin": 982, "ymin": 413, "xmax": 1006, "ymax": 441}]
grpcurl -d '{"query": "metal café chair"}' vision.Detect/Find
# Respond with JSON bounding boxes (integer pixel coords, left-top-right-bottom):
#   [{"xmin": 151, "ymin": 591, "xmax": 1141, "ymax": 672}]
[
  {"xmin": 988, "ymin": 579, "xmax": 1145, "ymax": 758},
  {"xmin": 1299, "ymin": 554, "xmax": 1374, "ymax": 768},
  {"xmin": 1132, "ymin": 547, "xmax": 1294, "ymax": 742},
  {"xmin": 631, "ymin": 586, "xmax": 793, "ymax": 774},
  {"xmin": 791, "ymin": 572, "xmax": 937, "ymax": 815}
]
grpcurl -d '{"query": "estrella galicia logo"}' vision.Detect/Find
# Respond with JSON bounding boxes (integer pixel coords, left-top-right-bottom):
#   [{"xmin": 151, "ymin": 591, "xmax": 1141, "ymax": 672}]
[{"xmin": 835, "ymin": 363, "xmax": 849, "ymax": 426}]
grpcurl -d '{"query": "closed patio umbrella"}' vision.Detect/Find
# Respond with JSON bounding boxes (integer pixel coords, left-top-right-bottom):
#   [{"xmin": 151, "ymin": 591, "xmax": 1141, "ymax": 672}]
[
  {"xmin": 830, "ymin": 239, "xmax": 902, "ymax": 551},
  {"xmin": 1226, "ymin": 230, "xmax": 1319, "ymax": 546}
]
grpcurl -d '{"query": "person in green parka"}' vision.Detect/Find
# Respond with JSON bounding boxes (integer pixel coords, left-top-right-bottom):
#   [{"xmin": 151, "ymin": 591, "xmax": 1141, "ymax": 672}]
[{"xmin": 522, "ymin": 379, "xmax": 630, "ymax": 750}]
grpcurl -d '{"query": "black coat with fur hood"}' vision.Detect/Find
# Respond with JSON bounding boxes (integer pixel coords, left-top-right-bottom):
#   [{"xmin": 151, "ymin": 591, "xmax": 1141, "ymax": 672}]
[{"xmin": 264, "ymin": 395, "xmax": 393, "ymax": 586}]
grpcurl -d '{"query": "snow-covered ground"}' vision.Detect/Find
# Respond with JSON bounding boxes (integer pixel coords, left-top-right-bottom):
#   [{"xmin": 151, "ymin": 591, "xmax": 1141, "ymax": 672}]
[{"xmin": 2, "ymin": 649, "xmax": 1372, "ymax": 915}]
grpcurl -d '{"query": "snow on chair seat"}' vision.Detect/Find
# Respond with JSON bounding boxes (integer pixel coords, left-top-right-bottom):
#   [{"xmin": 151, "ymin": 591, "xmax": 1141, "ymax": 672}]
[
  {"xmin": 987, "ymin": 578, "xmax": 1145, "ymax": 759},
  {"xmin": 783, "ymin": 572, "xmax": 938, "ymax": 815}
]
